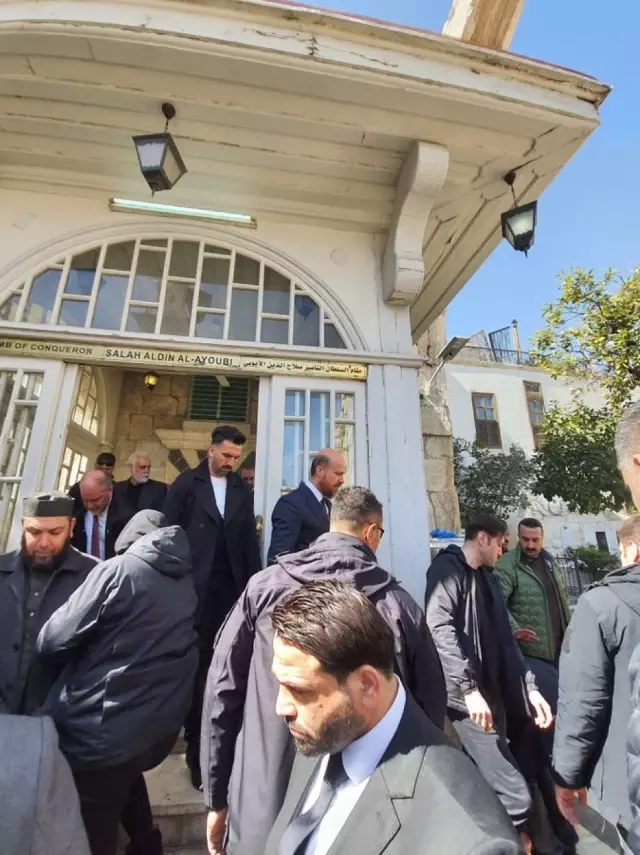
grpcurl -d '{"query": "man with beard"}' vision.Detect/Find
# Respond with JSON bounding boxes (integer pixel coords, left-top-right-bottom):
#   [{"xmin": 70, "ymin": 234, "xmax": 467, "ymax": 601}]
[
  {"xmin": 425, "ymin": 515, "xmax": 554, "ymax": 851},
  {"xmin": 163, "ymin": 425, "xmax": 261, "ymax": 789},
  {"xmin": 113, "ymin": 452, "xmax": 167, "ymax": 528},
  {"xmin": 200, "ymin": 486, "xmax": 446, "ymax": 855},
  {"xmin": 0, "ymin": 492, "xmax": 97, "ymax": 714},
  {"xmin": 265, "ymin": 580, "xmax": 524, "ymax": 855}
]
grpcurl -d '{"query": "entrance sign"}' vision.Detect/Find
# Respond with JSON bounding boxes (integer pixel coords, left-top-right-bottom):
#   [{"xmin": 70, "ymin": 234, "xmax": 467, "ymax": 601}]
[{"xmin": 0, "ymin": 337, "xmax": 367, "ymax": 381}]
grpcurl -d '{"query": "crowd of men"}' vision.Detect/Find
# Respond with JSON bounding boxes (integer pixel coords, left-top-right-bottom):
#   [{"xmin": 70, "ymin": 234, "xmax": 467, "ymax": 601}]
[{"xmin": 2, "ymin": 407, "xmax": 640, "ymax": 855}]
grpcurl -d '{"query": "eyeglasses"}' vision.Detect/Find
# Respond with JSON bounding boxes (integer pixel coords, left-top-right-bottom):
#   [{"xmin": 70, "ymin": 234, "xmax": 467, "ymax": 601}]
[{"xmin": 375, "ymin": 525, "xmax": 385, "ymax": 539}]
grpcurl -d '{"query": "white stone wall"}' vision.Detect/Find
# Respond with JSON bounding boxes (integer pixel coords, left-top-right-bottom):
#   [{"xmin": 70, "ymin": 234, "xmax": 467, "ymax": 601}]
[
  {"xmin": 0, "ymin": 186, "xmax": 431, "ymax": 598},
  {"xmin": 445, "ymin": 359, "xmax": 623, "ymax": 551}
]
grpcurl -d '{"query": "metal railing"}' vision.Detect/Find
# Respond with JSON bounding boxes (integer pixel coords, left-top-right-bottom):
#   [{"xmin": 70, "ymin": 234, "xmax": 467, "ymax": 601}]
[
  {"xmin": 453, "ymin": 347, "xmax": 535, "ymax": 366},
  {"xmin": 555, "ymin": 556, "xmax": 599, "ymax": 604}
]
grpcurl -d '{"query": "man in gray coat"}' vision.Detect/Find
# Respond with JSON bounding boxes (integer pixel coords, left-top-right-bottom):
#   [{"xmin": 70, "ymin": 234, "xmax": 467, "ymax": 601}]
[
  {"xmin": 37, "ymin": 510, "xmax": 199, "ymax": 855},
  {"xmin": 266, "ymin": 581, "xmax": 523, "ymax": 855},
  {"xmin": 201, "ymin": 487, "xmax": 446, "ymax": 855},
  {"xmin": 0, "ymin": 491, "xmax": 97, "ymax": 714},
  {"xmin": 0, "ymin": 715, "xmax": 90, "ymax": 855}
]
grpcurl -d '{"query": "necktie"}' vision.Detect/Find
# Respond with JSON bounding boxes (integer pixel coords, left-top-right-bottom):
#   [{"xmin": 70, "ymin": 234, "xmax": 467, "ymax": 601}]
[
  {"xmin": 277, "ymin": 752, "xmax": 348, "ymax": 855},
  {"xmin": 321, "ymin": 498, "xmax": 332, "ymax": 518},
  {"xmin": 90, "ymin": 514, "xmax": 101, "ymax": 558}
]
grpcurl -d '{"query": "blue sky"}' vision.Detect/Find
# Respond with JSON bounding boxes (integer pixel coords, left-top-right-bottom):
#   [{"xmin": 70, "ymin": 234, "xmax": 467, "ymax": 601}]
[{"xmin": 315, "ymin": 0, "xmax": 639, "ymax": 346}]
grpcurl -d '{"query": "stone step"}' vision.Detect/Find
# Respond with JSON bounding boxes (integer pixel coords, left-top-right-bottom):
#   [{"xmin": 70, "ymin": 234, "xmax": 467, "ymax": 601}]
[{"xmin": 145, "ymin": 752, "xmax": 206, "ymax": 849}]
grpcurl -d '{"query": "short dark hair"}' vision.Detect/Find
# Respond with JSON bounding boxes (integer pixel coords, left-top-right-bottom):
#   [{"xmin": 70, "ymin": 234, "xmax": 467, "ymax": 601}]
[
  {"xmin": 465, "ymin": 514, "xmax": 507, "ymax": 541},
  {"xmin": 96, "ymin": 453, "xmax": 115, "ymax": 466},
  {"xmin": 310, "ymin": 453, "xmax": 330, "ymax": 476},
  {"xmin": 332, "ymin": 487, "xmax": 382, "ymax": 529},
  {"xmin": 271, "ymin": 580, "xmax": 395, "ymax": 682},
  {"xmin": 211, "ymin": 425, "xmax": 246, "ymax": 446},
  {"xmin": 240, "ymin": 451, "xmax": 256, "ymax": 471},
  {"xmin": 518, "ymin": 518, "xmax": 543, "ymax": 532}
]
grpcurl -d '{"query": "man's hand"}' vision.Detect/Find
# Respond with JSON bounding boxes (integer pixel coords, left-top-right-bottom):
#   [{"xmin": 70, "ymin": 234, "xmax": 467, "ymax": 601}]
[
  {"xmin": 464, "ymin": 689, "xmax": 493, "ymax": 731},
  {"xmin": 528, "ymin": 690, "xmax": 554, "ymax": 730},
  {"xmin": 206, "ymin": 808, "xmax": 228, "ymax": 855},
  {"xmin": 555, "ymin": 785, "xmax": 587, "ymax": 825},
  {"xmin": 514, "ymin": 628, "xmax": 540, "ymax": 644}
]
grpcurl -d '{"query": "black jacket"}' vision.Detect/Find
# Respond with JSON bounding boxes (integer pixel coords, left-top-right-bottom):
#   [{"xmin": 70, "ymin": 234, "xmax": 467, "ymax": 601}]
[
  {"xmin": 0, "ymin": 546, "xmax": 97, "ymax": 714},
  {"xmin": 628, "ymin": 644, "xmax": 640, "ymax": 854},
  {"xmin": 425, "ymin": 545, "xmax": 534, "ymax": 719},
  {"xmin": 37, "ymin": 511, "xmax": 199, "ymax": 770},
  {"xmin": 162, "ymin": 461, "xmax": 261, "ymax": 620},
  {"xmin": 267, "ymin": 694, "xmax": 523, "ymax": 855},
  {"xmin": 112, "ymin": 478, "xmax": 167, "ymax": 521},
  {"xmin": 200, "ymin": 532, "xmax": 446, "ymax": 855},
  {"xmin": 267, "ymin": 482, "xmax": 330, "ymax": 565},
  {"xmin": 70, "ymin": 501, "xmax": 126, "ymax": 560},
  {"xmin": 552, "ymin": 563, "xmax": 640, "ymax": 830}
]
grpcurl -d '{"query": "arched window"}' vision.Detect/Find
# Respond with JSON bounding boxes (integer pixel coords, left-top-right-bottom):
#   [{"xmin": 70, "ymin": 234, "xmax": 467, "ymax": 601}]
[
  {"xmin": 72, "ymin": 366, "xmax": 99, "ymax": 436},
  {"xmin": 0, "ymin": 238, "xmax": 348, "ymax": 349}
]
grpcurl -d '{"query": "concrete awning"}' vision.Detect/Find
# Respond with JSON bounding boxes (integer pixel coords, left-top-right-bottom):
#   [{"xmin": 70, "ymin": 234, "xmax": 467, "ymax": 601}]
[{"xmin": 0, "ymin": 0, "xmax": 610, "ymax": 335}]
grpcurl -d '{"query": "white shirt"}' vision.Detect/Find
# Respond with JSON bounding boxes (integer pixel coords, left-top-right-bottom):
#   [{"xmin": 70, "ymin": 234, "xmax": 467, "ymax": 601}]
[
  {"xmin": 84, "ymin": 504, "xmax": 109, "ymax": 560},
  {"xmin": 210, "ymin": 475, "xmax": 227, "ymax": 519},
  {"xmin": 301, "ymin": 679, "xmax": 406, "ymax": 855}
]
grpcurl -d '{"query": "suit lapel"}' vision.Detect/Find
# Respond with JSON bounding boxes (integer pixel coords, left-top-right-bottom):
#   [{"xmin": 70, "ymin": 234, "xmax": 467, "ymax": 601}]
[
  {"xmin": 223, "ymin": 474, "xmax": 244, "ymax": 525},
  {"xmin": 327, "ymin": 767, "xmax": 400, "ymax": 855},
  {"xmin": 300, "ymin": 483, "xmax": 328, "ymax": 528}
]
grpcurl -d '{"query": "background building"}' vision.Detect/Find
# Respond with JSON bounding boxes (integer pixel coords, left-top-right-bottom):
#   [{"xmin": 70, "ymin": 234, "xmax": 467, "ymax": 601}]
[
  {"xmin": 0, "ymin": 0, "xmax": 608, "ymax": 609},
  {"xmin": 444, "ymin": 327, "xmax": 623, "ymax": 555}
]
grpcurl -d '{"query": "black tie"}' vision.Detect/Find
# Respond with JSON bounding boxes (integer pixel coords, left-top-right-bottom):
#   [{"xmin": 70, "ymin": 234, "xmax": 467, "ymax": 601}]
[
  {"xmin": 277, "ymin": 753, "xmax": 348, "ymax": 855},
  {"xmin": 322, "ymin": 498, "xmax": 332, "ymax": 518}
]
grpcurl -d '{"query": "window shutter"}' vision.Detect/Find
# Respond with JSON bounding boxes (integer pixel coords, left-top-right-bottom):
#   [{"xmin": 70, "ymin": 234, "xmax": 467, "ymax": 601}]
[{"xmin": 188, "ymin": 376, "xmax": 250, "ymax": 422}]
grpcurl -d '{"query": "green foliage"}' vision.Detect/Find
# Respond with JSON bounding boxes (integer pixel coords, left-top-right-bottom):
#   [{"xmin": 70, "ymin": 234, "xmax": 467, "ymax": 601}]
[
  {"xmin": 565, "ymin": 546, "xmax": 620, "ymax": 578},
  {"xmin": 532, "ymin": 267, "xmax": 640, "ymax": 409},
  {"xmin": 530, "ymin": 267, "xmax": 639, "ymax": 514},
  {"xmin": 533, "ymin": 402, "xmax": 630, "ymax": 514},
  {"xmin": 453, "ymin": 439, "xmax": 535, "ymax": 527}
]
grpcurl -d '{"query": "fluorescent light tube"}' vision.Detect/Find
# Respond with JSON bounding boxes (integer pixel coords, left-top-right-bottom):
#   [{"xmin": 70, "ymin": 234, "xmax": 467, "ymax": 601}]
[{"xmin": 109, "ymin": 198, "xmax": 256, "ymax": 227}]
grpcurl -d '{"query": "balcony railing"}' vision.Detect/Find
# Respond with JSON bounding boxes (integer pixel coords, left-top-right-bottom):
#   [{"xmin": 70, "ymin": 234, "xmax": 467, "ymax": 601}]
[{"xmin": 454, "ymin": 346, "xmax": 535, "ymax": 366}]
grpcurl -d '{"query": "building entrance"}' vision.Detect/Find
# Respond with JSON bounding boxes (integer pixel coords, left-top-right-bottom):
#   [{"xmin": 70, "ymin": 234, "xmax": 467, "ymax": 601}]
[{"xmin": 0, "ymin": 355, "xmax": 367, "ymax": 564}]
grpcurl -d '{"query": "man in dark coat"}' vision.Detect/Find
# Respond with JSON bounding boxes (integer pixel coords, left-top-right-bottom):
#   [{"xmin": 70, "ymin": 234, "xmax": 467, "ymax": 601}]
[
  {"xmin": 552, "ymin": 511, "xmax": 640, "ymax": 840},
  {"xmin": 37, "ymin": 510, "xmax": 199, "ymax": 855},
  {"xmin": 200, "ymin": 486, "xmax": 446, "ymax": 855},
  {"xmin": 266, "ymin": 581, "xmax": 524, "ymax": 855},
  {"xmin": 425, "ymin": 514, "xmax": 553, "ymax": 848},
  {"xmin": 71, "ymin": 470, "xmax": 125, "ymax": 560},
  {"xmin": 112, "ymin": 452, "xmax": 167, "ymax": 526},
  {"xmin": 0, "ymin": 491, "xmax": 97, "ymax": 715},
  {"xmin": 267, "ymin": 449, "xmax": 345, "ymax": 564},
  {"xmin": 163, "ymin": 425, "xmax": 261, "ymax": 788},
  {"xmin": 68, "ymin": 452, "xmax": 115, "ymax": 514}
]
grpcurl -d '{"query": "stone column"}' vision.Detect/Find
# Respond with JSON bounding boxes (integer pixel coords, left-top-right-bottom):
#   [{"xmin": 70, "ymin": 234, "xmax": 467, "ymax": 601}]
[{"xmin": 417, "ymin": 313, "xmax": 461, "ymax": 533}]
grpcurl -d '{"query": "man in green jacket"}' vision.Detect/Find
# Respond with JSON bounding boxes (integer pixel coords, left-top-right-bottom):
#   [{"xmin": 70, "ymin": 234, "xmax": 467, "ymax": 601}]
[
  {"xmin": 496, "ymin": 517, "xmax": 578, "ymax": 854},
  {"xmin": 496, "ymin": 518, "xmax": 572, "ymax": 671}
]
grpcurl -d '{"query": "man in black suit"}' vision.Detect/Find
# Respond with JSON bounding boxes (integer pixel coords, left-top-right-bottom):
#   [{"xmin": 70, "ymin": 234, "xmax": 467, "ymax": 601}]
[
  {"xmin": 267, "ymin": 449, "xmax": 345, "ymax": 564},
  {"xmin": 163, "ymin": 425, "xmax": 261, "ymax": 789},
  {"xmin": 112, "ymin": 452, "xmax": 167, "ymax": 527},
  {"xmin": 68, "ymin": 452, "xmax": 115, "ymax": 514},
  {"xmin": 71, "ymin": 471, "xmax": 124, "ymax": 560},
  {"xmin": 265, "ymin": 580, "xmax": 523, "ymax": 855}
]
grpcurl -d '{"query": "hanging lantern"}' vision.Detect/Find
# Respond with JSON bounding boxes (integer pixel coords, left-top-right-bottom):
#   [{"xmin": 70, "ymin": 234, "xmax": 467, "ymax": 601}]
[{"xmin": 133, "ymin": 103, "xmax": 187, "ymax": 194}]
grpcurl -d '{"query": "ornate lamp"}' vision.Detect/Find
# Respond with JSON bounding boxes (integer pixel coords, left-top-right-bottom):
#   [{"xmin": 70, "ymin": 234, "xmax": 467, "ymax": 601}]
[
  {"xmin": 143, "ymin": 371, "xmax": 159, "ymax": 391},
  {"xmin": 501, "ymin": 171, "xmax": 537, "ymax": 256},
  {"xmin": 133, "ymin": 103, "xmax": 187, "ymax": 194}
]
